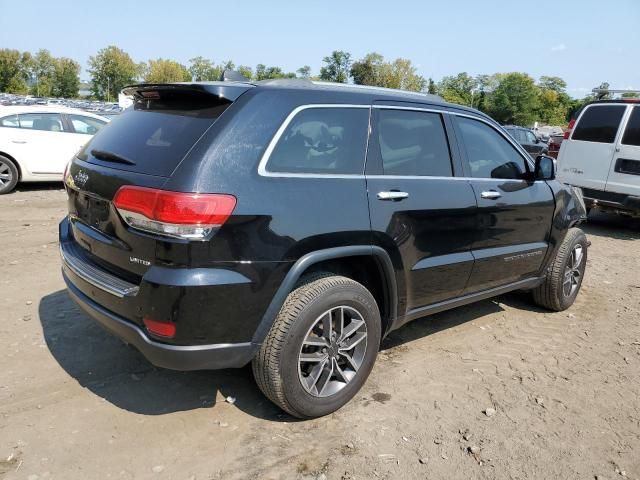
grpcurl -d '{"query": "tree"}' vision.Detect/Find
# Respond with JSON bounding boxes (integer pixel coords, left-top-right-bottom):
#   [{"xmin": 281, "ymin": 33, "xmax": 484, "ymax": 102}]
[
  {"xmin": 254, "ymin": 64, "xmax": 295, "ymax": 80},
  {"xmin": 427, "ymin": 77, "xmax": 437, "ymax": 95},
  {"xmin": 51, "ymin": 58, "xmax": 80, "ymax": 98},
  {"xmin": 437, "ymin": 72, "xmax": 477, "ymax": 105},
  {"xmin": 351, "ymin": 53, "xmax": 424, "ymax": 92},
  {"xmin": 29, "ymin": 49, "xmax": 56, "ymax": 96},
  {"xmin": 537, "ymin": 76, "xmax": 571, "ymax": 125},
  {"xmin": 594, "ymin": 81, "xmax": 611, "ymax": 100},
  {"xmin": 485, "ymin": 72, "xmax": 539, "ymax": 126},
  {"xmin": 319, "ymin": 50, "xmax": 351, "ymax": 83},
  {"xmin": 538, "ymin": 76, "xmax": 567, "ymax": 93},
  {"xmin": 88, "ymin": 46, "xmax": 140, "ymax": 101},
  {"xmin": 296, "ymin": 65, "xmax": 311, "ymax": 79},
  {"xmin": 378, "ymin": 58, "xmax": 425, "ymax": 92},
  {"xmin": 237, "ymin": 65, "xmax": 253, "ymax": 80},
  {"xmin": 188, "ymin": 56, "xmax": 217, "ymax": 81},
  {"xmin": 0, "ymin": 49, "xmax": 31, "ymax": 94},
  {"xmin": 143, "ymin": 59, "xmax": 191, "ymax": 83},
  {"xmin": 351, "ymin": 52, "xmax": 384, "ymax": 86}
]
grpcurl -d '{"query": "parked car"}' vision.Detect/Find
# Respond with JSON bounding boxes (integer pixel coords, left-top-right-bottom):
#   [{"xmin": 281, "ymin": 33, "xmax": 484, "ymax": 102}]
[
  {"xmin": 558, "ymin": 98, "xmax": 640, "ymax": 217},
  {"xmin": 548, "ymin": 133, "xmax": 564, "ymax": 159},
  {"xmin": 60, "ymin": 78, "xmax": 588, "ymax": 418},
  {"xmin": 0, "ymin": 106, "xmax": 108, "ymax": 194},
  {"xmin": 504, "ymin": 125, "xmax": 549, "ymax": 158}
]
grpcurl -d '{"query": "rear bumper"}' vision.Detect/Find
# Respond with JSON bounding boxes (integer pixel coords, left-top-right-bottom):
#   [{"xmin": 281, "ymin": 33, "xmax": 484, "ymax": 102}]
[
  {"xmin": 581, "ymin": 187, "xmax": 640, "ymax": 215},
  {"xmin": 63, "ymin": 270, "xmax": 256, "ymax": 370}
]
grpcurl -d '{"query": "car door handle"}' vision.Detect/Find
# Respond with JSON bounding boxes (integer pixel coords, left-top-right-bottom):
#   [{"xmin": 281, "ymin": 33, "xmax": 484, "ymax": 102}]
[
  {"xmin": 377, "ymin": 191, "xmax": 409, "ymax": 201},
  {"xmin": 11, "ymin": 140, "xmax": 27, "ymax": 144},
  {"xmin": 480, "ymin": 190, "xmax": 502, "ymax": 200}
]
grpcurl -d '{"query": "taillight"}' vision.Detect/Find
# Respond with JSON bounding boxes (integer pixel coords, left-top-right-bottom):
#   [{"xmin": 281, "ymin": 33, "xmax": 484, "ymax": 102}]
[
  {"xmin": 143, "ymin": 317, "xmax": 176, "ymax": 338},
  {"xmin": 113, "ymin": 186, "xmax": 236, "ymax": 240},
  {"xmin": 563, "ymin": 119, "xmax": 576, "ymax": 139}
]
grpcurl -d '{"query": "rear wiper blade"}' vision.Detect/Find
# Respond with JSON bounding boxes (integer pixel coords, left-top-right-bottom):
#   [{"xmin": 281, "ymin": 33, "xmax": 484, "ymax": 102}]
[{"xmin": 91, "ymin": 149, "xmax": 136, "ymax": 166}]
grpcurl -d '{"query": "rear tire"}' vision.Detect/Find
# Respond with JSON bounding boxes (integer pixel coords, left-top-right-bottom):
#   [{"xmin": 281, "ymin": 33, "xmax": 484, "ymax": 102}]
[
  {"xmin": 252, "ymin": 274, "xmax": 381, "ymax": 418},
  {"xmin": 532, "ymin": 228, "xmax": 587, "ymax": 311},
  {"xmin": 0, "ymin": 156, "xmax": 18, "ymax": 194}
]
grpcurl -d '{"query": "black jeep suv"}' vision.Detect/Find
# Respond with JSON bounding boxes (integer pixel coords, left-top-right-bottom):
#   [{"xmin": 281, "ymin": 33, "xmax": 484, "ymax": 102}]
[{"xmin": 60, "ymin": 78, "xmax": 588, "ymax": 418}]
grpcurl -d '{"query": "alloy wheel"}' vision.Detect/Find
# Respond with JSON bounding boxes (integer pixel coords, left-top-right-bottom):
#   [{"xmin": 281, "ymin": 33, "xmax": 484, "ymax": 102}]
[
  {"xmin": 0, "ymin": 160, "xmax": 12, "ymax": 187},
  {"xmin": 563, "ymin": 244, "xmax": 584, "ymax": 297},
  {"xmin": 298, "ymin": 306, "xmax": 368, "ymax": 397}
]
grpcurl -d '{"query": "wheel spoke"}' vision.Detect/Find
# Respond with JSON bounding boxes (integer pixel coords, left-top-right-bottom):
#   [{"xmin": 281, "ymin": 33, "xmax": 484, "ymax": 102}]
[
  {"xmin": 303, "ymin": 335, "xmax": 329, "ymax": 347},
  {"xmin": 321, "ymin": 311, "xmax": 332, "ymax": 341},
  {"xmin": 572, "ymin": 246, "xmax": 583, "ymax": 270},
  {"xmin": 299, "ymin": 351, "xmax": 328, "ymax": 363},
  {"xmin": 316, "ymin": 360, "xmax": 334, "ymax": 396},
  {"xmin": 338, "ymin": 350, "xmax": 358, "ymax": 371},
  {"xmin": 332, "ymin": 358, "xmax": 350, "ymax": 384},
  {"xmin": 340, "ymin": 331, "xmax": 366, "ymax": 351},
  {"xmin": 340, "ymin": 318, "xmax": 365, "ymax": 341},
  {"xmin": 306, "ymin": 358, "xmax": 329, "ymax": 391}
]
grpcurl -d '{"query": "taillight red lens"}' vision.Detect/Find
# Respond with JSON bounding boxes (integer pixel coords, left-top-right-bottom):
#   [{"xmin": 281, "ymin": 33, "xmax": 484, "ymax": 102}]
[
  {"xmin": 563, "ymin": 119, "xmax": 576, "ymax": 139},
  {"xmin": 113, "ymin": 186, "xmax": 236, "ymax": 239},
  {"xmin": 143, "ymin": 318, "xmax": 176, "ymax": 338}
]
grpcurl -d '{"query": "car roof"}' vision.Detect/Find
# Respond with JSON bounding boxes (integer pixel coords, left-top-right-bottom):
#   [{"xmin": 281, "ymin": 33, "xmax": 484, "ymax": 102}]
[{"xmin": 0, "ymin": 105, "xmax": 109, "ymax": 121}]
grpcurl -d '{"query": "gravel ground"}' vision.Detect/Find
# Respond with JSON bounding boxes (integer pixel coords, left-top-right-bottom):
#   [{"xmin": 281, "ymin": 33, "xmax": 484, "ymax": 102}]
[{"xmin": 1, "ymin": 184, "xmax": 639, "ymax": 480}]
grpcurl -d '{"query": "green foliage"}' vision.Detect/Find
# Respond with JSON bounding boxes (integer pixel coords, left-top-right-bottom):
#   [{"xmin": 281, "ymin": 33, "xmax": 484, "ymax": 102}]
[
  {"xmin": 437, "ymin": 72, "xmax": 477, "ymax": 106},
  {"xmin": 483, "ymin": 72, "xmax": 539, "ymax": 125},
  {"xmin": 0, "ymin": 49, "xmax": 31, "ymax": 94},
  {"xmin": 143, "ymin": 58, "xmax": 191, "ymax": 83},
  {"xmin": 427, "ymin": 78, "xmax": 437, "ymax": 95},
  {"xmin": 254, "ymin": 64, "xmax": 295, "ymax": 80},
  {"xmin": 351, "ymin": 53, "xmax": 424, "ymax": 92},
  {"xmin": 88, "ymin": 46, "xmax": 141, "ymax": 101},
  {"xmin": 320, "ymin": 51, "xmax": 351, "ymax": 83},
  {"xmin": 237, "ymin": 65, "xmax": 253, "ymax": 80},
  {"xmin": 29, "ymin": 49, "xmax": 56, "ymax": 96},
  {"xmin": 51, "ymin": 58, "xmax": 80, "ymax": 98},
  {"xmin": 296, "ymin": 65, "xmax": 311, "ymax": 79},
  {"xmin": 0, "ymin": 46, "xmax": 619, "ymax": 127}
]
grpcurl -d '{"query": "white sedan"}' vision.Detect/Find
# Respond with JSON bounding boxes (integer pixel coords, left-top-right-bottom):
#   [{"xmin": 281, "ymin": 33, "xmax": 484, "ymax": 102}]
[{"xmin": 0, "ymin": 106, "xmax": 109, "ymax": 194}]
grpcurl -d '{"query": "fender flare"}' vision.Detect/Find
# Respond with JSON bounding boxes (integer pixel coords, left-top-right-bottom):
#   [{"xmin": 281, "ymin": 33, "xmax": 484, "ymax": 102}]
[{"xmin": 250, "ymin": 245, "xmax": 397, "ymax": 346}]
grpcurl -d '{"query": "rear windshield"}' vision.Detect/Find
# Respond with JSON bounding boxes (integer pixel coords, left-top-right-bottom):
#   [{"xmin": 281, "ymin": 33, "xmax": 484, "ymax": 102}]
[
  {"xmin": 572, "ymin": 105, "xmax": 626, "ymax": 144},
  {"xmin": 78, "ymin": 90, "xmax": 230, "ymax": 176}
]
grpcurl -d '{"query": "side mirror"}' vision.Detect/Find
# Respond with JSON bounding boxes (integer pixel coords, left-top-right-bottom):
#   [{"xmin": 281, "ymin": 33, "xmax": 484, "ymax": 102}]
[{"xmin": 534, "ymin": 155, "xmax": 556, "ymax": 180}]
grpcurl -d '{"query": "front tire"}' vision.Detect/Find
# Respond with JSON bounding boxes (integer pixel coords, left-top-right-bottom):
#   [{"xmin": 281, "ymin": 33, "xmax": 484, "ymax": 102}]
[
  {"xmin": 532, "ymin": 228, "xmax": 587, "ymax": 311},
  {"xmin": 252, "ymin": 274, "xmax": 381, "ymax": 418},
  {"xmin": 0, "ymin": 156, "xmax": 18, "ymax": 194}
]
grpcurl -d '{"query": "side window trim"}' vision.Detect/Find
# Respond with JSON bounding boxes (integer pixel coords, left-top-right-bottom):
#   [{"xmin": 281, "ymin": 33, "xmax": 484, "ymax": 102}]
[
  {"xmin": 257, "ymin": 104, "xmax": 371, "ymax": 178},
  {"xmin": 450, "ymin": 112, "xmax": 534, "ymax": 173}
]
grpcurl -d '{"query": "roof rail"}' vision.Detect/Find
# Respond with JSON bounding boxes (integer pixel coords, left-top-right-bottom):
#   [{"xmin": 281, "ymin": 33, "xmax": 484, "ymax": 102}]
[
  {"xmin": 592, "ymin": 88, "xmax": 640, "ymax": 94},
  {"xmin": 311, "ymin": 81, "xmax": 443, "ymax": 101}
]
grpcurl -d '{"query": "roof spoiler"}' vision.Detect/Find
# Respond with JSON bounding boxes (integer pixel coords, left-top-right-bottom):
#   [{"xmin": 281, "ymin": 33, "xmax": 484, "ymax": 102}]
[
  {"xmin": 121, "ymin": 82, "xmax": 253, "ymax": 102},
  {"xmin": 221, "ymin": 69, "xmax": 250, "ymax": 82}
]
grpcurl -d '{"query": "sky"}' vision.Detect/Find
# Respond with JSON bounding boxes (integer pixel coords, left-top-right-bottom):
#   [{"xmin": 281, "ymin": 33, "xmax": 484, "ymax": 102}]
[{"xmin": 1, "ymin": 0, "xmax": 638, "ymax": 98}]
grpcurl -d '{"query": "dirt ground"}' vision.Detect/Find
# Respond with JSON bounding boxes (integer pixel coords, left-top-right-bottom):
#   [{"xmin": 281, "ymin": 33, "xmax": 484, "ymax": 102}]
[{"xmin": 1, "ymin": 184, "xmax": 639, "ymax": 480}]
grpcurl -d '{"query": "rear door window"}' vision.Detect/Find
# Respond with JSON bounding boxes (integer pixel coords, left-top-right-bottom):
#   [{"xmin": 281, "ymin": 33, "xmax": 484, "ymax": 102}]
[
  {"xmin": 621, "ymin": 106, "xmax": 640, "ymax": 146},
  {"xmin": 78, "ymin": 91, "xmax": 232, "ymax": 177},
  {"xmin": 572, "ymin": 105, "xmax": 627, "ymax": 143},
  {"xmin": 18, "ymin": 113, "xmax": 66, "ymax": 132},
  {"xmin": 265, "ymin": 107, "xmax": 369, "ymax": 175},
  {"xmin": 374, "ymin": 109, "xmax": 452, "ymax": 176}
]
